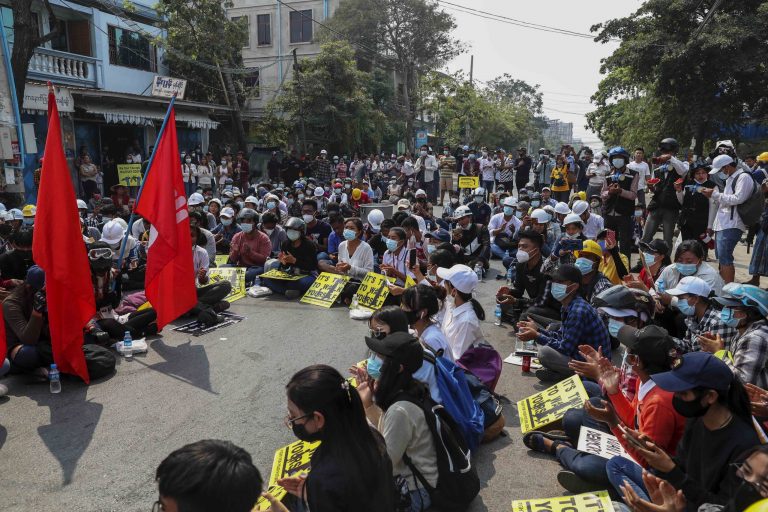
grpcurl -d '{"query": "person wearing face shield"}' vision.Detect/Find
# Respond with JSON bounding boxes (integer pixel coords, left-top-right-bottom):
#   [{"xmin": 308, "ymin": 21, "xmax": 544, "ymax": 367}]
[
  {"xmin": 451, "ymin": 206, "xmax": 490, "ymax": 273},
  {"xmin": 227, "ymin": 209, "xmax": 271, "ymax": 286},
  {"xmin": 601, "ymin": 146, "xmax": 639, "ymax": 260},
  {"xmin": 642, "ymin": 138, "xmax": 689, "ymax": 249}
]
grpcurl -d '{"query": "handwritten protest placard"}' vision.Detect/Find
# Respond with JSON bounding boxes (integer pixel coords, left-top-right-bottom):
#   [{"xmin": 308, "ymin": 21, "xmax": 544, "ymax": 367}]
[
  {"xmin": 253, "ymin": 440, "xmax": 320, "ymax": 511},
  {"xmin": 517, "ymin": 375, "xmax": 588, "ymax": 433},
  {"xmin": 512, "ymin": 491, "xmax": 615, "ymax": 512},
  {"xmin": 301, "ymin": 272, "xmax": 350, "ymax": 307},
  {"xmin": 577, "ymin": 426, "xmax": 638, "ymax": 463}
]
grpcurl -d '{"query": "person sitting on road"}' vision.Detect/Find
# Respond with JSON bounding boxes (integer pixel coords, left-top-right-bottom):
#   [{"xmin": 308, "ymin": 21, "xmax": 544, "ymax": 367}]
[
  {"xmin": 189, "ymin": 211, "xmax": 217, "ymax": 267},
  {"xmin": 488, "ymin": 196, "xmax": 521, "ymax": 261},
  {"xmin": 401, "ymin": 284, "xmax": 452, "ymax": 361},
  {"xmin": 3, "ymin": 265, "xmax": 51, "ymax": 376},
  {"xmin": 258, "ymin": 217, "xmax": 318, "ymax": 298},
  {"xmin": 211, "ymin": 207, "xmax": 241, "ymax": 255},
  {"xmin": 155, "ymin": 439, "xmax": 263, "ymax": 512},
  {"xmin": 380, "ymin": 227, "xmax": 415, "ymax": 288},
  {"xmin": 544, "ymin": 213, "xmax": 587, "ymax": 271},
  {"xmin": 451, "ymin": 205, "xmax": 490, "ymax": 273},
  {"xmin": 259, "ymin": 211, "xmax": 287, "ymax": 258},
  {"xmin": 228, "ymin": 209, "xmax": 272, "ymax": 287},
  {"xmin": 319, "ymin": 217, "xmax": 373, "ymax": 281},
  {"xmin": 516, "ymin": 264, "xmax": 611, "ymax": 383},
  {"xmin": 190, "ymin": 224, "xmax": 231, "ymax": 326},
  {"xmin": 594, "ymin": 229, "xmax": 629, "ymax": 285},
  {"xmin": 571, "ymin": 240, "xmax": 614, "ymax": 305},
  {"xmin": 437, "ymin": 264, "xmax": 485, "ymax": 361}
]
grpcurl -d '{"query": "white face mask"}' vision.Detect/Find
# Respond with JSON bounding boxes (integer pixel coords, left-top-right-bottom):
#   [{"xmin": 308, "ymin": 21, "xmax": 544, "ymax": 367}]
[
  {"xmin": 263, "ymin": 227, "xmax": 274, "ymax": 235},
  {"xmin": 516, "ymin": 249, "xmax": 530, "ymax": 263},
  {"xmin": 302, "ymin": 214, "xmax": 314, "ymax": 224}
]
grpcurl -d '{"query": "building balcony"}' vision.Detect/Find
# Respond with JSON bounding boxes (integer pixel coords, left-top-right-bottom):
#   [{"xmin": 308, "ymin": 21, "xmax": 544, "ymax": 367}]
[{"xmin": 27, "ymin": 47, "xmax": 100, "ymax": 88}]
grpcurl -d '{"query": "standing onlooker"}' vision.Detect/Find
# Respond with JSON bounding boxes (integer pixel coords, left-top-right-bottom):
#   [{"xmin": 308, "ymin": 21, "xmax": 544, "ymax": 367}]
[
  {"xmin": 702, "ymin": 154, "xmax": 756, "ymax": 284},
  {"xmin": 586, "ymin": 153, "xmax": 608, "ymax": 200},
  {"xmin": 642, "ymin": 138, "xmax": 689, "ymax": 249},
  {"xmin": 437, "ymin": 145, "xmax": 456, "ymax": 206},
  {"xmin": 627, "ymin": 147, "xmax": 651, "ymax": 207},
  {"xmin": 514, "ymin": 148, "xmax": 533, "ymax": 196},
  {"xmin": 415, "ymin": 145, "xmax": 438, "ymax": 203},
  {"xmin": 747, "ymin": 179, "xmax": 768, "ymax": 286},
  {"xmin": 675, "ymin": 162, "xmax": 716, "ymax": 257},
  {"xmin": 601, "ymin": 147, "xmax": 639, "ymax": 259},
  {"xmin": 479, "ymin": 147, "xmax": 496, "ymax": 196},
  {"xmin": 535, "ymin": 149, "xmax": 553, "ymax": 192},
  {"xmin": 197, "ymin": 156, "xmax": 213, "ymax": 193},
  {"xmin": 79, "ymin": 154, "xmax": 100, "ymax": 201},
  {"xmin": 234, "ymin": 151, "xmax": 249, "ymax": 191},
  {"xmin": 182, "ymin": 154, "xmax": 197, "ymax": 196},
  {"xmin": 550, "ymin": 155, "xmax": 571, "ymax": 203},
  {"xmin": 576, "ymin": 148, "xmax": 592, "ymax": 193}
]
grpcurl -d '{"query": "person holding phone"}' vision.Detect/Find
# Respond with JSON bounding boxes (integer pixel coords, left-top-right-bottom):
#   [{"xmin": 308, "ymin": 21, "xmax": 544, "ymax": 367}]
[
  {"xmin": 676, "ymin": 161, "xmax": 717, "ymax": 258},
  {"xmin": 544, "ymin": 213, "xmax": 588, "ymax": 272},
  {"xmin": 601, "ymin": 147, "xmax": 639, "ymax": 260}
]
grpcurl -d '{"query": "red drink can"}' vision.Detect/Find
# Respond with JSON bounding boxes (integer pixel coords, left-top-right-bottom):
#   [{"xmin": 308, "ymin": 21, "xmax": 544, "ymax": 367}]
[{"xmin": 522, "ymin": 355, "xmax": 532, "ymax": 373}]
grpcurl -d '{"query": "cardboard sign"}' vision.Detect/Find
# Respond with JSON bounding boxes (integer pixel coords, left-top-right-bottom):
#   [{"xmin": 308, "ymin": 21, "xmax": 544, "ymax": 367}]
[
  {"xmin": 577, "ymin": 426, "xmax": 638, "ymax": 463},
  {"xmin": 208, "ymin": 267, "xmax": 247, "ymax": 303},
  {"xmin": 214, "ymin": 254, "xmax": 229, "ymax": 267},
  {"xmin": 260, "ymin": 269, "xmax": 307, "ymax": 281},
  {"xmin": 458, "ymin": 175, "xmax": 480, "ymax": 189},
  {"xmin": 404, "ymin": 276, "xmax": 417, "ymax": 288},
  {"xmin": 517, "ymin": 375, "xmax": 588, "ymax": 433},
  {"xmin": 353, "ymin": 272, "xmax": 390, "ymax": 311},
  {"xmin": 117, "ymin": 163, "xmax": 142, "ymax": 187},
  {"xmin": 300, "ymin": 272, "xmax": 350, "ymax": 307},
  {"xmin": 254, "ymin": 440, "xmax": 321, "ymax": 511},
  {"xmin": 172, "ymin": 312, "xmax": 245, "ymax": 336},
  {"xmin": 512, "ymin": 491, "xmax": 615, "ymax": 512}
]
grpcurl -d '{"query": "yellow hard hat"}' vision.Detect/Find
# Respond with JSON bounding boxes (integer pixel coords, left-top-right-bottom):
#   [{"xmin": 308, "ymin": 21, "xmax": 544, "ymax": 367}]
[
  {"xmin": 575, "ymin": 239, "xmax": 602, "ymax": 259},
  {"xmin": 577, "ymin": 191, "xmax": 586, "ymax": 201},
  {"xmin": 351, "ymin": 188, "xmax": 362, "ymax": 200},
  {"xmin": 22, "ymin": 204, "xmax": 37, "ymax": 217},
  {"xmin": 757, "ymin": 152, "xmax": 768, "ymax": 163}
]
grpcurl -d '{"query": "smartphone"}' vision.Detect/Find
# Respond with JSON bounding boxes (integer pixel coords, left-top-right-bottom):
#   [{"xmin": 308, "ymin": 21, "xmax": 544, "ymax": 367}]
[
  {"xmin": 606, "ymin": 229, "xmax": 616, "ymax": 247},
  {"xmin": 409, "ymin": 248, "xmax": 416, "ymax": 268},
  {"xmin": 561, "ymin": 238, "xmax": 584, "ymax": 251},
  {"xmin": 618, "ymin": 425, "xmax": 646, "ymax": 450}
]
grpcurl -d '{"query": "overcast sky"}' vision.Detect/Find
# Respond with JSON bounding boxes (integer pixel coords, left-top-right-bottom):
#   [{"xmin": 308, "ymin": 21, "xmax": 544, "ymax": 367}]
[{"xmin": 443, "ymin": 0, "xmax": 644, "ymax": 146}]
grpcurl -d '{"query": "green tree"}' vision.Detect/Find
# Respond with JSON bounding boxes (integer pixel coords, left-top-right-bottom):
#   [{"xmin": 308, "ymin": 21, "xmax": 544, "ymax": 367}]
[
  {"xmin": 155, "ymin": 0, "xmax": 250, "ymax": 149},
  {"xmin": 588, "ymin": 0, "xmax": 768, "ymax": 154},
  {"xmin": 8, "ymin": 0, "xmax": 60, "ymax": 103}
]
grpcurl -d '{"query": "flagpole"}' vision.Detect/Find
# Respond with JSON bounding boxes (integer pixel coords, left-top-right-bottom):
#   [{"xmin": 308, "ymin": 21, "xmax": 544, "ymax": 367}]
[{"xmin": 115, "ymin": 94, "xmax": 177, "ymax": 272}]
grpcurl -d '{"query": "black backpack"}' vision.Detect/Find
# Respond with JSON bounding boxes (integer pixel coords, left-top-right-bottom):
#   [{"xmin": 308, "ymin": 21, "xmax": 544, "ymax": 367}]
[
  {"xmin": 398, "ymin": 391, "xmax": 480, "ymax": 511},
  {"xmin": 730, "ymin": 172, "xmax": 765, "ymax": 226},
  {"xmin": 83, "ymin": 344, "xmax": 116, "ymax": 380}
]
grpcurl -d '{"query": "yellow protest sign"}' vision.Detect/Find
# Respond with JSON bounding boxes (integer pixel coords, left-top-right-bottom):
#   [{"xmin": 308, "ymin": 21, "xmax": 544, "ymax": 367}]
[
  {"xmin": 208, "ymin": 267, "xmax": 247, "ymax": 302},
  {"xmin": 253, "ymin": 440, "xmax": 320, "ymax": 511},
  {"xmin": 405, "ymin": 276, "xmax": 417, "ymax": 288},
  {"xmin": 214, "ymin": 254, "xmax": 229, "ymax": 267},
  {"xmin": 517, "ymin": 374, "xmax": 588, "ymax": 433},
  {"xmin": 353, "ymin": 272, "xmax": 390, "ymax": 311},
  {"xmin": 117, "ymin": 163, "xmax": 142, "ymax": 187},
  {"xmin": 458, "ymin": 175, "xmax": 479, "ymax": 189},
  {"xmin": 260, "ymin": 269, "xmax": 307, "ymax": 281},
  {"xmin": 300, "ymin": 272, "xmax": 350, "ymax": 307},
  {"xmin": 512, "ymin": 491, "xmax": 614, "ymax": 512}
]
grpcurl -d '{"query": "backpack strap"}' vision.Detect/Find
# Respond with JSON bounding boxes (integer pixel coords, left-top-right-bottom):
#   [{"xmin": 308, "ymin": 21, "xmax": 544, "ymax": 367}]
[{"xmin": 395, "ymin": 391, "xmax": 438, "ymax": 499}]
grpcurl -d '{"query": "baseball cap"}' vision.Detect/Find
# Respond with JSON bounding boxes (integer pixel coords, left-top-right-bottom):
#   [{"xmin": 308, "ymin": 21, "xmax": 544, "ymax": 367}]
[
  {"xmin": 616, "ymin": 325, "xmax": 676, "ymax": 370},
  {"xmin": 76, "ymin": 199, "xmax": 87, "ymax": 210},
  {"xmin": 599, "ymin": 307, "xmax": 638, "ymax": 318},
  {"xmin": 187, "ymin": 193, "xmax": 205, "ymax": 206},
  {"xmin": 551, "ymin": 264, "xmax": 581, "ymax": 284},
  {"xmin": 639, "ymin": 239, "xmax": 670, "ymax": 256},
  {"xmin": 666, "ymin": 276, "xmax": 711, "ymax": 298},
  {"xmin": 396, "ymin": 198, "xmax": 411, "ymax": 210},
  {"xmin": 365, "ymin": 332, "xmax": 424, "ymax": 374},
  {"xmin": 320, "ymin": 149, "xmax": 328, "ymax": 155},
  {"xmin": 425, "ymin": 229, "xmax": 451, "ymax": 243},
  {"xmin": 220, "ymin": 207, "xmax": 235, "ymax": 219},
  {"xmin": 575, "ymin": 239, "xmax": 602, "ymax": 260},
  {"xmin": 710, "ymin": 154, "xmax": 734, "ymax": 174},
  {"xmin": 436, "ymin": 264, "xmax": 478, "ymax": 294},
  {"xmin": 651, "ymin": 351, "xmax": 733, "ymax": 392},
  {"xmin": 542, "ymin": 186, "xmax": 551, "ymax": 192},
  {"xmin": 503, "ymin": 196, "xmax": 517, "ymax": 207},
  {"xmin": 26, "ymin": 265, "xmax": 45, "ymax": 291},
  {"xmin": 245, "ymin": 195, "xmax": 259, "ymax": 204},
  {"xmin": 572, "ymin": 200, "xmax": 589, "ymax": 215}
]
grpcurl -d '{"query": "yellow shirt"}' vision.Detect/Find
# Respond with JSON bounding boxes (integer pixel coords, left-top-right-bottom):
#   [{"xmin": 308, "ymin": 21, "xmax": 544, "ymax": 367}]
[
  {"xmin": 599, "ymin": 252, "xmax": 629, "ymax": 284},
  {"xmin": 550, "ymin": 166, "xmax": 570, "ymax": 192}
]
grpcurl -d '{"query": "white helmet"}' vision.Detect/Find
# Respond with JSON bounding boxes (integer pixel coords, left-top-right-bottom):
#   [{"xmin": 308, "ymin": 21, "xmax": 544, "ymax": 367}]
[
  {"xmin": 554, "ymin": 202, "xmax": 571, "ymax": 215},
  {"xmin": 563, "ymin": 213, "xmax": 584, "ymax": 226},
  {"xmin": 473, "ymin": 187, "xmax": 486, "ymax": 196},
  {"xmin": 244, "ymin": 195, "xmax": 259, "ymax": 205},
  {"xmin": 530, "ymin": 208, "xmax": 550, "ymax": 223},
  {"xmin": 187, "ymin": 192, "xmax": 205, "ymax": 206},
  {"xmin": 76, "ymin": 199, "xmax": 87, "ymax": 210},
  {"xmin": 367, "ymin": 209, "xmax": 384, "ymax": 230},
  {"xmin": 502, "ymin": 196, "xmax": 517, "ymax": 207},
  {"xmin": 454, "ymin": 205, "xmax": 473, "ymax": 219},
  {"xmin": 572, "ymin": 200, "xmax": 589, "ymax": 215}
]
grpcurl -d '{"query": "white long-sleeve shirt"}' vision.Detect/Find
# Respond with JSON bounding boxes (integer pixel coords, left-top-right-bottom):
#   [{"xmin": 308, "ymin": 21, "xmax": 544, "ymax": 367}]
[
  {"xmin": 415, "ymin": 155, "xmax": 438, "ymax": 182},
  {"xmin": 582, "ymin": 212, "xmax": 605, "ymax": 239},
  {"xmin": 488, "ymin": 212, "xmax": 521, "ymax": 243},
  {"xmin": 442, "ymin": 301, "xmax": 484, "ymax": 360},
  {"xmin": 712, "ymin": 169, "xmax": 754, "ymax": 232},
  {"xmin": 337, "ymin": 240, "xmax": 374, "ymax": 279}
]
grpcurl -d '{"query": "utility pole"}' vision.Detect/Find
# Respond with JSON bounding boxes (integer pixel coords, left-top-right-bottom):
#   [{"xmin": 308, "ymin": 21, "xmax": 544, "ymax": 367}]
[
  {"xmin": 293, "ymin": 49, "xmax": 307, "ymax": 156},
  {"xmin": 465, "ymin": 55, "xmax": 473, "ymax": 145}
]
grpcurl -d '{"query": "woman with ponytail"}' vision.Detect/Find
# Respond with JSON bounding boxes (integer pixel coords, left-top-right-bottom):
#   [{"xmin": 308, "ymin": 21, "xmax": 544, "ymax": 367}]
[{"xmin": 436, "ymin": 264, "xmax": 485, "ymax": 360}]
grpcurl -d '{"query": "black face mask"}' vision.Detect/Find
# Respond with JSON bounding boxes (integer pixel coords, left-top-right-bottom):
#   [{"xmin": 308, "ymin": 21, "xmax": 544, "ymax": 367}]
[
  {"xmin": 292, "ymin": 421, "xmax": 322, "ymax": 442},
  {"xmin": 672, "ymin": 393, "xmax": 710, "ymax": 418},
  {"xmin": 730, "ymin": 479, "xmax": 763, "ymax": 512}
]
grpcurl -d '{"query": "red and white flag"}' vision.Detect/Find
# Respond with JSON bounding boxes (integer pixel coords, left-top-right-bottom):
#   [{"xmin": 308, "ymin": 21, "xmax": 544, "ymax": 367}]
[
  {"xmin": 134, "ymin": 107, "xmax": 196, "ymax": 329},
  {"xmin": 33, "ymin": 85, "xmax": 95, "ymax": 383}
]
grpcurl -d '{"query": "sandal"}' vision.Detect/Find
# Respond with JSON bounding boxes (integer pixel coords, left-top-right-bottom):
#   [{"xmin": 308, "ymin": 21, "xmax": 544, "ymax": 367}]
[{"xmin": 523, "ymin": 431, "xmax": 572, "ymax": 455}]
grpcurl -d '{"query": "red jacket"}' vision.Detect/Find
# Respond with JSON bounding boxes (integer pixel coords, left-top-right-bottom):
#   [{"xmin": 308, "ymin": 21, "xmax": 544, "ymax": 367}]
[{"xmin": 608, "ymin": 380, "xmax": 686, "ymax": 465}]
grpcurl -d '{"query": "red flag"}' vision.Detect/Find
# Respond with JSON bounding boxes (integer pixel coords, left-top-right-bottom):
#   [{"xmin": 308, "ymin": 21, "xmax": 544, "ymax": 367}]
[
  {"xmin": 134, "ymin": 107, "xmax": 196, "ymax": 329},
  {"xmin": 33, "ymin": 85, "xmax": 95, "ymax": 383}
]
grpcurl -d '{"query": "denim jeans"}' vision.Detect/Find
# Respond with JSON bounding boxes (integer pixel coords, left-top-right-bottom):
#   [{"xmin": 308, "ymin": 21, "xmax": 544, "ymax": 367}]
[
  {"xmin": 491, "ymin": 241, "xmax": 509, "ymax": 260},
  {"xmin": 245, "ymin": 265, "xmax": 264, "ymax": 286},
  {"xmin": 716, "ymin": 227, "xmax": 743, "ymax": 266},
  {"xmin": 606, "ymin": 455, "xmax": 648, "ymax": 500},
  {"xmin": 642, "ymin": 208, "xmax": 678, "ymax": 249},
  {"xmin": 562, "ymin": 395, "xmax": 612, "ymax": 444},
  {"xmin": 409, "ymin": 487, "xmax": 431, "ymax": 512},
  {"xmin": 262, "ymin": 274, "xmax": 317, "ymax": 295},
  {"xmin": 556, "ymin": 445, "xmax": 611, "ymax": 488}
]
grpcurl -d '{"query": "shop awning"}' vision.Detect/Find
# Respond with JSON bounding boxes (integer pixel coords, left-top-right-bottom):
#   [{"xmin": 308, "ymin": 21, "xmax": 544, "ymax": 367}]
[{"xmin": 82, "ymin": 103, "xmax": 220, "ymax": 130}]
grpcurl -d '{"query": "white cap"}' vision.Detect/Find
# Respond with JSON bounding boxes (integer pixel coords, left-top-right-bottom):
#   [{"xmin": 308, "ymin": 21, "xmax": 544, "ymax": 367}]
[
  {"xmin": 415, "ymin": 189, "xmax": 427, "ymax": 197},
  {"xmin": 437, "ymin": 264, "xmax": 478, "ymax": 294},
  {"xmin": 710, "ymin": 154, "xmax": 734, "ymax": 174},
  {"xmin": 244, "ymin": 195, "xmax": 258, "ymax": 204},
  {"xmin": 367, "ymin": 209, "xmax": 384, "ymax": 229},
  {"xmin": 188, "ymin": 192, "xmax": 205, "ymax": 206},
  {"xmin": 554, "ymin": 202, "xmax": 571, "ymax": 215},
  {"xmin": 598, "ymin": 307, "xmax": 638, "ymax": 318},
  {"xmin": 76, "ymin": 199, "xmax": 87, "ymax": 209},
  {"xmin": 572, "ymin": 200, "xmax": 589, "ymax": 215},
  {"xmin": 453, "ymin": 205, "xmax": 473, "ymax": 219},
  {"xmin": 220, "ymin": 207, "xmax": 235, "ymax": 218},
  {"xmin": 473, "ymin": 187, "xmax": 485, "ymax": 196},
  {"xmin": 320, "ymin": 149, "xmax": 328, "ymax": 154},
  {"xmin": 530, "ymin": 208, "xmax": 550, "ymax": 223},
  {"xmin": 563, "ymin": 213, "xmax": 583, "ymax": 226},
  {"xmin": 100, "ymin": 219, "xmax": 126, "ymax": 245},
  {"xmin": 222, "ymin": 190, "xmax": 234, "ymax": 199},
  {"xmin": 232, "ymin": 187, "xmax": 241, "ymax": 196},
  {"xmin": 396, "ymin": 198, "xmax": 411, "ymax": 210},
  {"xmin": 209, "ymin": 198, "xmax": 222, "ymax": 207},
  {"xmin": 666, "ymin": 276, "xmax": 712, "ymax": 298},
  {"xmin": 502, "ymin": 196, "xmax": 517, "ymax": 207},
  {"xmin": 313, "ymin": 186, "xmax": 324, "ymax": 197},
  {"xmin": 113, "ymin": 217, "xmax": 128, "ymax": 230}
]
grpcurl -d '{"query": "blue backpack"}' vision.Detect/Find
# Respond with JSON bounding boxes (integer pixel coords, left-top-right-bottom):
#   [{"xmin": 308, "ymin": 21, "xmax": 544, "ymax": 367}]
[{"xmin": 423, "ymin": 348, "xmax": 484, "ymax": 451}]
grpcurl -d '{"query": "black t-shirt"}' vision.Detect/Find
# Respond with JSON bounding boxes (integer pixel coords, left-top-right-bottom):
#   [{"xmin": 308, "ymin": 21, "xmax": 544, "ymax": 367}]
[
  {"xmin": 280, "ymin": 238, "xmax": 318, "ymax": 273},
  {"xmin": 515, "ymin": 156, "xmax": 533, "ymax": 179},
  {"xmin": 306, "ymin": 220, "xmax": 332, "ymax": 247},
  {"xmin": 0, "ymin": 249, "xmax": 34, "ymax": 280}
]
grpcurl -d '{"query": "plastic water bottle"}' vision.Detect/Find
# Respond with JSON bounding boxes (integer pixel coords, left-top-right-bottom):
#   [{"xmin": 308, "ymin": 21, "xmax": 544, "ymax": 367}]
[
  {"xmin": 49, "ymin": 364, "xmax": 61, "ymax": 394},
  {"xmin": 122, "ymin": 331, "xmax": 133, "ymax": 359},
  {"xmin": 351, "ymin": 295, "xmax": 359, "ymax": 310},
  {"xmin": 474, "ymin": 263, "xmax": 483, "ymax": 282},
  {"xmin": 506, "ymin": 264, "xmax": 514, "ymax": 285},
  {"xmin": 494, "ymin": 304, "xmax": 502, "ymax": 326}
]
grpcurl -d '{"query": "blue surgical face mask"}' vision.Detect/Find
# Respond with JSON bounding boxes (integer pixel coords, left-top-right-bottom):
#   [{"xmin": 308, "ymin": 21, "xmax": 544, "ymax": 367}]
[
  {"xmin": 551, "ymin": 282, "xmax": 570, "ymax": 301},
  {"xmin": 503, "ymin": 206, "xmax": 514, "ymax": 216},
  {"xmin": 720, "ymin": 307, "xmax": 741, "ymax": 328},
  {"xmin": 23, "ymin": 218, "xmax": 34, "ymax": 226},
  {"xmin": 676, "ymin": 262, "xmax": 697, "ymax": 276},
  {"xmin": 531, "ymin": 201, "xmax": 540, "ymax": 207},
  {"xmin": 240, "ymin": 222, "xmax": 254, "ymax": 233},
  {"xmin": 366, "ymin": 355, "xmax": 383, "ymax": 380},
  {"xmin": 574, "ymin": 257, "xmax": 594, "ymax": 275},
  {"xmin": 612, "ymin": 158, "xmax": 626, "ymax": 168},
  {"xmin": 287, "ymin": 229, "xmax": 301, "ymax": 241},
  {"xmin": 343, "ymin": 229, "xmax": 357, "ymax": 241},
  {"xmin": 608, "ymin": 318, "xmax": 624, "ymax": 338},
  {"xmin": 677, "ymin": 297, "xmax": 696, "ymax": 316},
  {"xmin": 221, "ymin": 218, "xmax": 233, "ymax": 227},
  {"xmin": 515, "ymin": 211, "xmax": 524, "ymax": 219},
  {"xmin": 386, "ymin": 238, "xmax": 399, "ymax": 252},
  {"xmin": 474, "ymin": 196, "xmax": 483, "ymax": 204},
  {"xmin": 287, "ymin": 199, "xmax": 294, "ymax": 206},
  {"xmin": 427, "ymin": 244, "xmax": 436, "ymax": 254},
  {"xmin": 643, "ymin": 252, "xmax": 657, "ymax": 266},
  {"xmin": 266, "ymin": 201, "xmax": 277, "ymax": 210}
]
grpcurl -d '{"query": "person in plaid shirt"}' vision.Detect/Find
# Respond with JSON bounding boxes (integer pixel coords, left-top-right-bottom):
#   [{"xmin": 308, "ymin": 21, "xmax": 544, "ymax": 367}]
[
  {"xmin": 517, "ymin": 264, "xmax": 611, "ymax": 382},
  {"xmin": 700, "ymin": 283, "xmax": 768, "ymax": 388},
  {"xmin": 666, "ymin": 276, "xmax": 738, "ymax": 352},
  {"xmin": 312, "ymin": 150, "xmax": 333, "ymax": 183}
]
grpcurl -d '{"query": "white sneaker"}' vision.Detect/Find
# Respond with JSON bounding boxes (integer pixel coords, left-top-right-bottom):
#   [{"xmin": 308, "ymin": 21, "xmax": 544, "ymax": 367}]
[
  {"xmin": 247, "ymin": 286, "xmax": 273, "ymax": 298},
  {"xmin": 0, "ymin": 383, "xmax": 8, "ymax": 397}
]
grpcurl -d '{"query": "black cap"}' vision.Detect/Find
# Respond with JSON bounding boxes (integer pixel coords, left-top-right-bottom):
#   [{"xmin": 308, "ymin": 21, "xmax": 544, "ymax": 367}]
[
  {"xmin": 639, "ymin": 239, "xmax": 670, "ymax": 256},
  {"xmin": 551, "ymin": 264, "xmax": 581, "ymax": 285},
  {"xmin": 425, "ymin": 229, "xmax": 451, "ymax": 242},
  {"xmin": 616, "ymin": 325, "xmax": 676, "ymax": 370},
  {"xmin": 365, "ymin": 332, "xmax": 424, "ymax": 374}
]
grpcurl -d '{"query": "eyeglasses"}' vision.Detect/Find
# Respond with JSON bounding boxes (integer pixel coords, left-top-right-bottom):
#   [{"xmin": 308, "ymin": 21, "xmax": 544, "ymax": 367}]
[
  {"xmin": 732, "ymin": 462, "xmax": 768, "ymax": 495},
  {"xmin": 369, "ymin": 328, "xmax": 387, "ymax": 340},
  {"xmin": 284, "ymin": 412, "xmax": 313, "ymax": 428},
  {"xmin": 151, "ymin": 500, "xmax": 166, "ymax": 512}
]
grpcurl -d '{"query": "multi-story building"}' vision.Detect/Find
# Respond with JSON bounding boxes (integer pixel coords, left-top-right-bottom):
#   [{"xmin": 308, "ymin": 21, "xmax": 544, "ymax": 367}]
[
  {"xmin": 0, "ymin": 0, "xmax": 227, "ymax": 203},
  {"xmin": 543, "ymin": 117, "xmax": 573, "ymax": 148}
]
